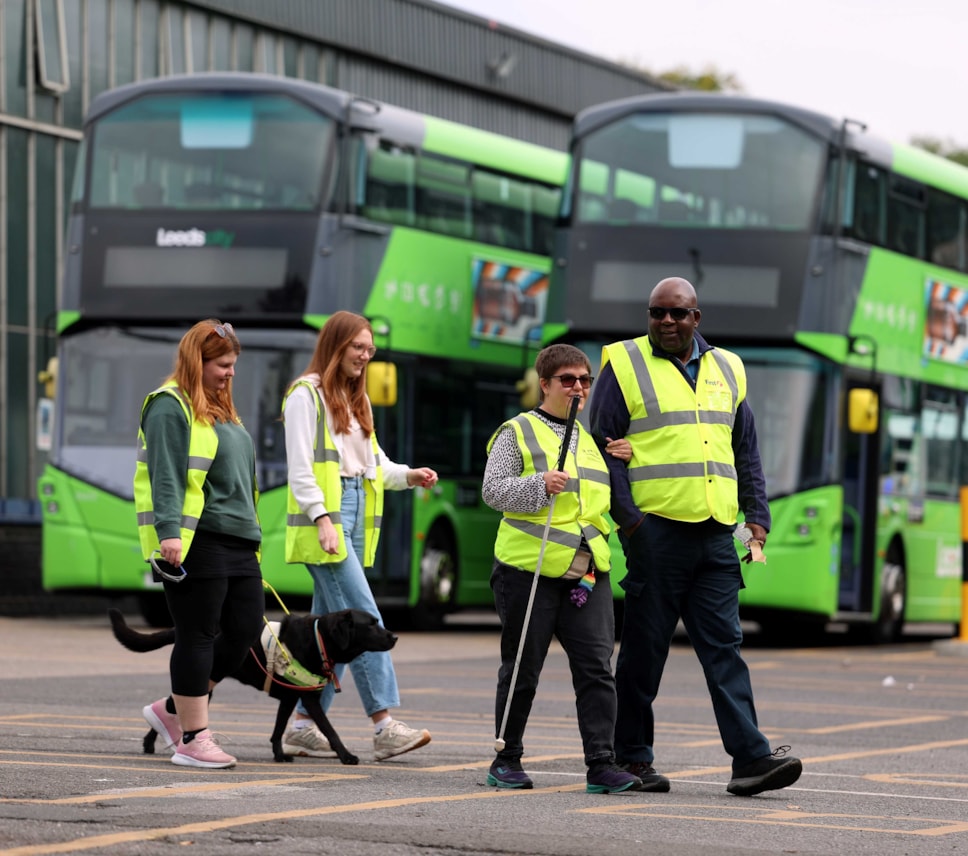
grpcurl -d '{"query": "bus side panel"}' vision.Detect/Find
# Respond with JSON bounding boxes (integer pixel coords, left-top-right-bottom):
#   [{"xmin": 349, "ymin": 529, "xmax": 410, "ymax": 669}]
[
  {"xmin": 896, "ymin": 497, "xmax": 962, "ymax": 622},
  {"xmin": 408, "ymin": 481, "xmax": 501, "ymax": 609},
  {"xmin": 256, "ymin": 486, "xmax": 315, "ymax": 599},
  {"xmin": 738, "ymin": 487, "xmax": 841, "ymax": 618},
  {"xmin": 39, "ymin": 465, "xmax": 144, "ymax": 591}
]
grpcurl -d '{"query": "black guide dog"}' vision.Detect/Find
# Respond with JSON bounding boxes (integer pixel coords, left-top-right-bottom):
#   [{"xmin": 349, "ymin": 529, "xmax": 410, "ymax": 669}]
[{"xmin": 108, "ymin": 607, "xmax": 397, "ymax": 764}]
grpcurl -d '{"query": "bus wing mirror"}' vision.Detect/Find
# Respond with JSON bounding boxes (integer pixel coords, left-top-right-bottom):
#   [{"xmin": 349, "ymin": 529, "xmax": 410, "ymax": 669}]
[
  {"xmin": 367, "ymin": 361, "xmax": 397, "ymax": 407},
  {"xmin": 848, "ymin": 388, "xmax": 879, "ymax": 434},
  {"xmin": 516, "ymin": 367, "xmax": 540, "ymax": 410}
]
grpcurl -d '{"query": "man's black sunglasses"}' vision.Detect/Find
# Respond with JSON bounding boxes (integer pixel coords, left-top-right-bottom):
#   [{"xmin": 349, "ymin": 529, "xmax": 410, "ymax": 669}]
[{"xmin": 648, "ymin": 306, "xmax": 698, "ymax": 321}]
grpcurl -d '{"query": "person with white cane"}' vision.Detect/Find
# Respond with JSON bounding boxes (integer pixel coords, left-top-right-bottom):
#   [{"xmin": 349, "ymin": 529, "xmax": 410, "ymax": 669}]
[{"xmin": 482, "ymin": 344, "xmax": 642, "ymax": 794}]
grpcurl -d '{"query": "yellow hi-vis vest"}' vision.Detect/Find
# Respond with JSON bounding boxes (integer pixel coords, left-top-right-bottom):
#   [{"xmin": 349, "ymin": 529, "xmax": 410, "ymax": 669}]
[
  {"xmin": 283, "ymin": 380, "xmax": 384, "ymax": 567},
  {"xmin": 487, "ymin": 413, "xmax": 612, "ymax": 576},
  {"xmin": 133, "ymin": 381, "xmax": 218, "ymax": 561},
  {"xmin": 602, "ymin": 336, "xmax": 746, "ymax": 525}
]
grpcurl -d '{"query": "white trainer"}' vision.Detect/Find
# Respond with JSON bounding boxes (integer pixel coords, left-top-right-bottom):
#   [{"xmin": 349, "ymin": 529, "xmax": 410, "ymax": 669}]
[{"xmin": 373, "ymin": 720, "xmax": 431, "ymax": 761}]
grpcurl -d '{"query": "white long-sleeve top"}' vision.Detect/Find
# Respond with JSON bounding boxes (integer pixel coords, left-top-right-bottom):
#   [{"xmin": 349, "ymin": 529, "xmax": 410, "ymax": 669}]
[{"xmin": 283, "ymin": 374, "xmax": 411, "ymax": 522}]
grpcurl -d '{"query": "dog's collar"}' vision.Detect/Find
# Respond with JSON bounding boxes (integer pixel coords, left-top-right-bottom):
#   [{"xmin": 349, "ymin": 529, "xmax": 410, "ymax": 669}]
[{"xmin": 260, "ymin": 620, "xmax": 338, "ymax": 693}]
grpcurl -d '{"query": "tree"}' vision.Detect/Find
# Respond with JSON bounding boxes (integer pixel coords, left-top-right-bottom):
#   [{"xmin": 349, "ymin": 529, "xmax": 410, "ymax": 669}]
[
  {"xmin": 618, "ymin": 60, "xmax": 743, "ymax": 92},
  {"xmin": 910, "ymin": 136, "xmax": 968, "ymax": 168}
]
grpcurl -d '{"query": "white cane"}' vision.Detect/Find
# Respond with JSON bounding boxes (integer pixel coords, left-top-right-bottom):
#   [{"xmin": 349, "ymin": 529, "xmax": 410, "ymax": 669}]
[{"xmin": 495, "ymin": 394, "xmax": 580, "ymax": 753}]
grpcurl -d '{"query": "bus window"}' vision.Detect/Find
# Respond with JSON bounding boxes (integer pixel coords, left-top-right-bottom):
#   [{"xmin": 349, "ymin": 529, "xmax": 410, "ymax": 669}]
[
  {"xmin": 926, "ymin": 188, "xmax": 966, "ymax": 271},
  {"xmin": 365, "ymin": 145, "xmax": 416, "ymax": 226},
  {"xmin": 843, "ymin": 162, "xmax": 887, "ymax": 245},
  {"xmin": 471, "ymin": 171, "xmax": 527, "ymax": 250},
  {"xmin": 89, "ymin": 93, "xmax": 333, "ymax": 211},
  {"xmin": 415, "ymin": 154, "xmax": 471, "ymax": 238},
  {"xmin": 531, "ymin": 184, "xmax": 561, "ymax": 255},
  {"xmin": 887, "ymin": 176, "xmax": 926, "ymax": 258},
  {"xmin": 922, "ymin": 388, "xmax": 960, "ymax": 497},
  {"xmin": 575, "ymin": 112, "xmax": 825, "ymax": 231}
]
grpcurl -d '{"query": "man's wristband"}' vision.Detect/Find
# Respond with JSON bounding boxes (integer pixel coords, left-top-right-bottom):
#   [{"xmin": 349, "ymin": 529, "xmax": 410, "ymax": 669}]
[{"xmin": 313, "ymin": 513, "xmax": 329, "ymax": 523}]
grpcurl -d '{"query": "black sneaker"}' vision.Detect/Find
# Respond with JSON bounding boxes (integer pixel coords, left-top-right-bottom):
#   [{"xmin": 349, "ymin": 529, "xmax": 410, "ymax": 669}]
[
  {"xmin": 727, "ymin": 746, "xmax": 802, "ymax": 796},
  {"xmin": 621, "ymin": 760, "xmax": 671, "ymax": 792},
  {"xmin": 487, "ymin": 758, "xmax": 533, "ymax": 789},
  {"xmin": 586, "ymin": 763, "xmax": 643, "ymax": 794}
]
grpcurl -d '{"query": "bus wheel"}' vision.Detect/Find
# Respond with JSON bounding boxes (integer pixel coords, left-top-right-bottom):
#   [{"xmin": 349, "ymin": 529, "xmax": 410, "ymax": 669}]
[
  {"xmin": 138, "ymin": 592, "xmax": 172, "ymax": 628},
  {"xmin": 412, "ymin": 540, "xmax": 457, "ymax": 631},
  {"xmin": 870, "ymin": 559, "xmax": 906, "ymax": 644}
]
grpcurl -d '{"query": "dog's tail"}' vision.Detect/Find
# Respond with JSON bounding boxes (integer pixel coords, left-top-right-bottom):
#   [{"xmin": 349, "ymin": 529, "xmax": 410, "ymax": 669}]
[{"xmin": 108, "ymin": 607, "xmax": 176, "ymax": 652}]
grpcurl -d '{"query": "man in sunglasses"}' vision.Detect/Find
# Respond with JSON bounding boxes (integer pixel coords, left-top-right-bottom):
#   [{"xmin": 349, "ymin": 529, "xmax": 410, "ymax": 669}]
[{"xmin": 586, "ymin": 276, "xmax": 802, "ymax": 797}]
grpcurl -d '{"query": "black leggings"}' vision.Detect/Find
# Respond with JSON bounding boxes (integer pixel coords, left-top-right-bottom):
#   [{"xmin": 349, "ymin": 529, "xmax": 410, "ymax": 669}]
[{"xmin": 163, "ymin": 575, "xmax": 265, "ymax": 697}]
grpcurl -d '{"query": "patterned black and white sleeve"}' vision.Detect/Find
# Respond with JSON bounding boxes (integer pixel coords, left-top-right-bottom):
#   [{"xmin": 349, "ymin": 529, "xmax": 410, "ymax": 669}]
[{"xmin": 481, "ymin": 424, "xmax": 550, "ymax": 514}]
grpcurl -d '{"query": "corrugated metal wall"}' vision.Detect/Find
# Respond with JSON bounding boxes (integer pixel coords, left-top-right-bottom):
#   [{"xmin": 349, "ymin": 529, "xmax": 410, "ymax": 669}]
[{"xmin": 188, "ymin": 0, "xmax": 670, "ymax": 147}]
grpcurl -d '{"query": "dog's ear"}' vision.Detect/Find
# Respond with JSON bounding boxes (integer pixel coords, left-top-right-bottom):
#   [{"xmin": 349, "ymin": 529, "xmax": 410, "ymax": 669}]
[{"xmin": 330, "ymin": 610, "xmax": 354, "ymax": 651}]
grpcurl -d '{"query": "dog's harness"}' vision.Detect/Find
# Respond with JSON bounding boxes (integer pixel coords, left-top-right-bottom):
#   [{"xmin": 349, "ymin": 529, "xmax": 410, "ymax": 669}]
[{"xmin": 251, "ymin": 581, "xmax": 341, "ymax": 693}]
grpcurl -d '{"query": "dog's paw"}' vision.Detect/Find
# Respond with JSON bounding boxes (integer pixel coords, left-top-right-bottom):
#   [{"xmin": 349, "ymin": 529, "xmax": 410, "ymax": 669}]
[
  {"xmin": 273, "ymin": 752, "xmax": 294, "ymax": 763},
  {"xmin": 338, "ymin": 753, "xmax": 360, "ymax": 766}
]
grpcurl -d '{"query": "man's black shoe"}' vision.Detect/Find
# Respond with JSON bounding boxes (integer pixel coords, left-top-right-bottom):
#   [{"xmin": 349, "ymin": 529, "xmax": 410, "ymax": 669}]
[
  {"xmin": 727, "ymin": 746, "xmax": 802, "ymax": 796},
  {"xmin": 620, "ymin": 760, "xmax": 671, "ymax": 792}
]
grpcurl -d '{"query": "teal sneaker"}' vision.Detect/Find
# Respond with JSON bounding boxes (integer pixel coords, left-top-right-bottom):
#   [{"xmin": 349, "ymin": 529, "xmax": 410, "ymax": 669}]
[
  {"xmin": 587, "ymin": 763, "xmax": 643, "ymax": 794},
  {"xmin": 487, "ymin": 759, "xmax": 533, "ymax": 789}
]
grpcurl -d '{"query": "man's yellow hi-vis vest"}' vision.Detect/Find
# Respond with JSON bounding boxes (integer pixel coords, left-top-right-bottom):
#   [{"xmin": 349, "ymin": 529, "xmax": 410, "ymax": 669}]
[
  {"xmin": 283, "ymin": 380, "xmax": 384, "ymax": 567},
  {"xmin": 133, "ymin": 382, "xmax": 218, "ymax": 561},
  {"xmin": 602, "ymin": 336, "xmax": 746, "ymax": 524},
  {"xmin": 487, "ymin": 413, "xmax": 611, "ymax": 576}
]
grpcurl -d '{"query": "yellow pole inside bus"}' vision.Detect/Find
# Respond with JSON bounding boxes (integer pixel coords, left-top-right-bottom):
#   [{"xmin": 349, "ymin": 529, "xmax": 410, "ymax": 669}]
[{"xmin": 961, "ymin": 487, "xmax": 968, "ymax": 642}]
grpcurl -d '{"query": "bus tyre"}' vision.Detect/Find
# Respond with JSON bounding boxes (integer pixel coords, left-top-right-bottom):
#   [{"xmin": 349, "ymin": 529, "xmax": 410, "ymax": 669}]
[
  {"xmin": 411, "ymin": 541, "xmax": 457, "ymax": 631},
  {"xmin": 138, "ymin": 592, "xmax": 172, "ymax": 628},
  {"xmin": 869, "ymin": 559, "xmax": 906, "ymax": 644}
]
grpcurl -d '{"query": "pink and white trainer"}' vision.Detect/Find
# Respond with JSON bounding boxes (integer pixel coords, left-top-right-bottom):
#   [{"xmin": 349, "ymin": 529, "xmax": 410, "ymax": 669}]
[
  {"xmin": 172, "ymin": 729, "xmax": 236, "ymax": 769},
  {"xmin": 142, "ymin": 698, "xmax": 181, "ymax": 751}
]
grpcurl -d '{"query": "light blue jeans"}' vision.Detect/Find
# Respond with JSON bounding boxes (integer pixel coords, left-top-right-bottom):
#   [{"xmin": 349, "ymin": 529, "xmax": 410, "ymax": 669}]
[{"xmin": 296, "ymin": 475, "xmax": 401, "ymax": 717}]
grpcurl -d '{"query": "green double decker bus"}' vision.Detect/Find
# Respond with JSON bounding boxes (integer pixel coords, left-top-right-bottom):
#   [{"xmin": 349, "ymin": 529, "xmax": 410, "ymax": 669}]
[
  {"xmin": 38, "ymin": 73, "xmax": 566, "ymax": 627},
  {"xmin": 550, "ymin": 91, "xmax": 968, "ymax": 642}
]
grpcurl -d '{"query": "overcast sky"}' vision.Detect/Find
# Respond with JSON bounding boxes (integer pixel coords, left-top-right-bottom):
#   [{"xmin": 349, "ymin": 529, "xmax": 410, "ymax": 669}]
[{"xmin": 440, "ymin": 0, "xmax": 968, "ymax": 147}]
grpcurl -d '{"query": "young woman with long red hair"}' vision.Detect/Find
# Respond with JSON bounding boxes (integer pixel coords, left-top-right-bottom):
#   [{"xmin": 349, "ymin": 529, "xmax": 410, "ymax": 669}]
[
  {"xmin": 134, "ymin": 319, "xmax": 263, "ymax": 769},
  {"xmin": 281, "ymin": 310, "xmax": 437, "ymax": 761}
]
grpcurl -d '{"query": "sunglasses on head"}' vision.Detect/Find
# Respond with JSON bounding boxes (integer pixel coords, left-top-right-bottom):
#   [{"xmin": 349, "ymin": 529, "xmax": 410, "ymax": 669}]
[
  {"xmin": 548, "ymin": 373, "xmax": 594, "ymax": 389},
  {"xmin": 210, "ymin": 322, "xmax": 235, "ymax": 338},
  {"xmin": 648, "ymin": 306, "xmax": 697, "ymax": 321}
]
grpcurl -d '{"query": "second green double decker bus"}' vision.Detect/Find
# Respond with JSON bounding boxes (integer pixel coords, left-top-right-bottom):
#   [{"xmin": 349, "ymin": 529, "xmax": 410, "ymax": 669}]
[{"xmin": 550, "ymin": 91, "xmax": 968, "ymax": 642}]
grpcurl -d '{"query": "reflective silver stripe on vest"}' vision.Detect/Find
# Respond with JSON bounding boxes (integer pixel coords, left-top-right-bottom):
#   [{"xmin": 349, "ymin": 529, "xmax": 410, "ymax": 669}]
[
  {"xmin": 287, "ymin": 511, "xmax": 344, "ymax": 528},
  {"xmin": 503, "ymin": 516, "xmax": 583, "ymax": 549},
  {"xmin": 180, "ymin": 514, "xmax": 200, "ymax": 531},
  {"xmin": 625, "ymin": 341, "xmax": 741, "ymax": 435},
  {"xmin": 708, "ymin": 349, "xmax": 740, "ymax": 410},
  {"xmin": 583, "ymin": 469, "xmax": 610, "ymax": 488},
  {"xmin": 187, "ymin": 455, "xmax": 214, "ymax": 472},
  {"xmin": 629, "ymin": 460, "xmax": 737, "ymax": 481},
  {"xmin": 513, "ymin": 414, "xmax": 553, "ymax": 471},
  {"xmin": 315, "ymin": 445, "xmax": 339, "ymax": 464},
  {"xmin": 137, "ymin": 447, "xmax": 147, "ymax": 463},
  {"xmin": 137, "ymin": 511, "xmax": 154, "ymax": 526}
]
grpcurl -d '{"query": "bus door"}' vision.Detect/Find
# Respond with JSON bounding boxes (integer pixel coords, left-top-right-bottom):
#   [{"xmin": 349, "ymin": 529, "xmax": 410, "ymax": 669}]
[{"xmin": 838, "ymin": 380, "xmax": 882, "ymax": 612}]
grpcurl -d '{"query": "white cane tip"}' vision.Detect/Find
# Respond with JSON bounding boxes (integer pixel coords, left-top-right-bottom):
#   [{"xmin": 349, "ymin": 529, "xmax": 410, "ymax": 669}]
[{"xmin": 494, "ymin": 738, "xmax": 505, "ymax": 752}]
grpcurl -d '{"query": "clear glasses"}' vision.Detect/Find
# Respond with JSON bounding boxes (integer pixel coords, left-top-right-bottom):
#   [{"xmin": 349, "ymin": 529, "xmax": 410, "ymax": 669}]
[{"xmin": 349, "ymin": 342, "xmax": 377, "ymax": 358}]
